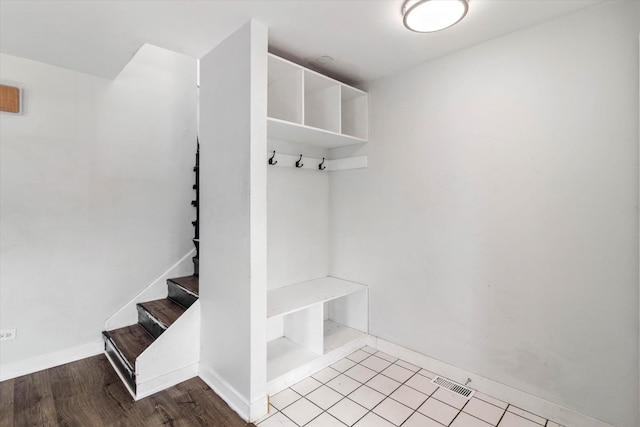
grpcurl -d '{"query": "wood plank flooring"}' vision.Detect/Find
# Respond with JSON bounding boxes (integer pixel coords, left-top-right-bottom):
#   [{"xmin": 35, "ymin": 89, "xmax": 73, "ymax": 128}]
[{"xmin": 0, "ymin": 354, "xmax": 255, "ymax": 427}]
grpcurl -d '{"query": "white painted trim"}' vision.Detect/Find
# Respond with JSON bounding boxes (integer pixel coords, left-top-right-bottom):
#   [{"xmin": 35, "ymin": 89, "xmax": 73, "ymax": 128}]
[
  {"xmin": 136, "ymin": 302, "xmax": 200, "ymax": 380},
  {"xmin": 0, "ymin": 339, "xmax": 103, "ymax": 381},
  {"xmin": 198, "ymin": 362, "xmax": 251, "ymax": 422},
  {"xmin": 249, "ymin": 396, "xmax": 269, "ymax": 423},
  {"xmin": 105, "ymin": 249, "xmax": 196, "ymax": 330},
  {"xmin": 136, "ymin": 362, "xmax": 199, "ymax": 399},
  {"xmin": 368, "ymin": 336, "xmax": 613, "ymax": 427},
  {"xmin": 104, "ymin": 350, "xmax": 137, "ymax": 400}
]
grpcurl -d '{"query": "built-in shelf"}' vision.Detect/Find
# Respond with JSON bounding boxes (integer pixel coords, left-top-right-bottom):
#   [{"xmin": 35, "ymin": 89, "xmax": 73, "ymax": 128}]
[
  {"xmin": 266, "ymin": 277, "xmax": 368, "ymax": 388},
  {"xmin": 267, "ymin": 337, "xmax": 319, "ymax": 382},
  {"xmin": 267, "ymin": 276, "xmax": 367, "ymax": 318},
  {"xmin": 267, "ymin": 53, "xmax": 368, "ymax": 149},
  {"xmin": 323, "ymin": 320, "xmax": 366, "ymax": 354},
  {"xmin": 265, "ymin": 53, "xmax": 370, "ymax": 395},
  {"xmin": 267, "ymin": 118, "xmax": 366, "ymax": 149}
]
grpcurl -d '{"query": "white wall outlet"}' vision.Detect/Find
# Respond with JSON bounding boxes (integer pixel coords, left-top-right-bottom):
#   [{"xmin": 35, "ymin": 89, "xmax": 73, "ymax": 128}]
[{"xmin": 0, "ymin": 329, "xmax": 16, "ymax": 341}]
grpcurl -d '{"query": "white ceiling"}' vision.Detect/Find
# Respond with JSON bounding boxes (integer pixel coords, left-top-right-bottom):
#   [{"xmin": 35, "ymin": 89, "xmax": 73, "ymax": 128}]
[{"xmin": 0, "ymin": 0, "xmax": 604, "ymax": 84}]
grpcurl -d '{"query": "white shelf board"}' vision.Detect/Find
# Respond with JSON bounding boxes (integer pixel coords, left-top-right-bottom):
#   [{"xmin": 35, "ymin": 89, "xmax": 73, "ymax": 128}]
[
  {"xmin": 268, "ymin": 117, "xmax": 366, "ymax": 149},
  {"xmin": 267, "ymin": 337, "xmax": 320, "ymax": 382},
  {"xmin": 323, "ymin": 320, "xmax": 367, "ymax": 354},
  {"xmin": 268, "ymin": 276, "xmax": 367, "ymax": 319}
]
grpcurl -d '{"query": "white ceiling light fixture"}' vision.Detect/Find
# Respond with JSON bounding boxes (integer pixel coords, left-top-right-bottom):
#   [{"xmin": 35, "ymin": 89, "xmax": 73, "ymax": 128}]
[{"xmin": 403, "ymin": 0, "xmax": 469, "ymax": 33}]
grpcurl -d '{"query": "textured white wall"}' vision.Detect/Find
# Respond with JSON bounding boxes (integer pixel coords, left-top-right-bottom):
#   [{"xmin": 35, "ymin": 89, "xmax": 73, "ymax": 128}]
[
  {"xmin": 330, "ymin": 2, "xmax": 639, "ymax": 426},
  {"xmin": 0, "ymin": 45, "xmax": 197, "ymax": 366}
]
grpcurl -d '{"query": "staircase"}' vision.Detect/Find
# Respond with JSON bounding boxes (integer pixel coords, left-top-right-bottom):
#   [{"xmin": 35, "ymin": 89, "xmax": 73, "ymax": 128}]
[
  {"xmin": 102, "ymin": 145, "xmax": 201, "ymax": 398},
  {"xmin": 102, "ymin": 276, "xmax": 199, "ymax": 395}
]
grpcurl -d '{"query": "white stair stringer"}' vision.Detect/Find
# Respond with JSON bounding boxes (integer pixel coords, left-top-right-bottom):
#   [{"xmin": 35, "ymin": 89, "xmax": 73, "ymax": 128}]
[{"xmin": 134, "ymin": 301, "xmax": 201, "ymax": 399}]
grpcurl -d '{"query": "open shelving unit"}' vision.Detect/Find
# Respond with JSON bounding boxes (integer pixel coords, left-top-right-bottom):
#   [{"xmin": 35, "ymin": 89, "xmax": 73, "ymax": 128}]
[
  {"xmin": 266, "ymin": 277, "xmax": 368, "ymax": 390},
  {"xmin": 267, "ymin": 54, "xmax": 368, "ymax": 149},
  {"xmin": 265, "ymin": 53, "xmax": 370, "ymax": 395}
]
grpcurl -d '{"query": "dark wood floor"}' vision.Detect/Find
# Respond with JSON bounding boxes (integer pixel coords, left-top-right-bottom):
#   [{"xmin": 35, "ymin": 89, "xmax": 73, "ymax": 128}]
[{"xmin": 0, "ymin": 354, "xmax": 256, "ymax": 427}]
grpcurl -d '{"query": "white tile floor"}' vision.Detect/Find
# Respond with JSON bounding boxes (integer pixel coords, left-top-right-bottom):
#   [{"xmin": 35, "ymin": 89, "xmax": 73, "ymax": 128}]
[{"xmin": 258, "ymin": 346, "xmax": 565, "ymax": 427}]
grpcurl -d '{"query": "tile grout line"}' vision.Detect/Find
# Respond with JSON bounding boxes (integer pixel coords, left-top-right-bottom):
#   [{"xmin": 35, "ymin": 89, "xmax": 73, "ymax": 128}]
[
  {"xmin": 445, "ymin": 395, "xmax": 470, "ymax": 426},
  {"xmin": 504, "ymin": 404, "xmax": 548, "ymax": 427},
  {"xmin": 337, "ymin": 348, "xmax": 466, "ymax": 426},
  {"xmin": 263, "ymin": 347, "xmax": 549, "ymax": 427},
  {"xmin": 353, "ymin": 350, "xmax": 434, "ymax": 426}
]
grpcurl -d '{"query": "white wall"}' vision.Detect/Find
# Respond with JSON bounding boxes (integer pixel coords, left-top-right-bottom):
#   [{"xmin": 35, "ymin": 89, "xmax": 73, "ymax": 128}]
[
  {"xmin": 330, "ymin": 2, "xmax": 639, "ymax": 426},
  {"xmin": 267, "ymin": 165, "xmax": 330, "ymax": 290},
  {"xmin": 199, "ymin": 21, "xmax": 268, "ymax": 420},
  {"xmin": 0, "ymin": 45, "xmax": 197, "ymax": 367}
]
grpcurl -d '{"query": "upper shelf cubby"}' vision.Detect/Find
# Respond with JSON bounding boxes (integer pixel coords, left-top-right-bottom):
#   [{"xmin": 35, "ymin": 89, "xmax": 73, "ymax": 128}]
[
  {"xmin": 267, "ymin": 53, "xmax": 368, "ymax": 149},
  {"xmin": 268, "ymin": 55, "xmax": 303, "ymax": 124}
]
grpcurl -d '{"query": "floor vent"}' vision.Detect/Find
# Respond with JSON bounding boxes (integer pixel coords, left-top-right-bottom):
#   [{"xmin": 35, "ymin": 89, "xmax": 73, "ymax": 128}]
[{"xmin": 430, "ymin": 375, "xmax": 475, "ymax": 399}]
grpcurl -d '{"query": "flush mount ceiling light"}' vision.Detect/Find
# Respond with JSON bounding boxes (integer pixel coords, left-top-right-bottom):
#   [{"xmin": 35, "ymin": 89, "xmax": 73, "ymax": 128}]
[{"xmin": 403, "ymin": 0, "xmax": 469, "ymax": 33}]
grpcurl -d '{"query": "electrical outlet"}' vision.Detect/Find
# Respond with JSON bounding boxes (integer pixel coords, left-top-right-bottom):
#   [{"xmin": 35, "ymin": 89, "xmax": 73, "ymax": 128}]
[{"xmin": 0, "ymin": 329, "xmax": 16, "ymax": 341}]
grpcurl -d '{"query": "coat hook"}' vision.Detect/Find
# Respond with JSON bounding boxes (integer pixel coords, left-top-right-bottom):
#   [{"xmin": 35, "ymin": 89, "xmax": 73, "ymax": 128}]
[
  {"xmin": 268, "ymin": 150, "xmax": 277, "ymax": 165},
  {"xmin": 295, "ymin": 154, "xmax": 304, "ymax": 168},
  {"xmin": 319, "ymin": 157, "xmax": 326, "ymax": 171}
]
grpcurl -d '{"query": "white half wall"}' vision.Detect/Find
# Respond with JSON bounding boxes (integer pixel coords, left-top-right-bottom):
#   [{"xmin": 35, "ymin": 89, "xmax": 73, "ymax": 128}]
[
  {"xmin": 330, "ymin": 2, "xmax": 640, "ymax": 426},
  {"xmin": 0, "ymin": 45, "xmax": 197, "ymax": 370},
  {"xmin": 199, "ymin": 20, "xmax": 268, "ymax": 421}
]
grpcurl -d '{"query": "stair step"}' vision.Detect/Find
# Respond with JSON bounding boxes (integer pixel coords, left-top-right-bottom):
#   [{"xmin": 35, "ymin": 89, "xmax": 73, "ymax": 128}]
[
  {"xmin": 168, "ymin": 275, "xmax": 198, "ymax": 295},
  {"xmin": 139, "ymin": 298, "xmax": 186, "ymax": 328},
  {"xmin": 104, "ymin": 324, "xmax": 154, "ymax": 371},
  {"xmin": 103, "ymin": 332, "xmax": 137, "ymax": 393},
  {"xmin": 167, "ymin": 275, "xmax": 199, "ymax": 308},
  {"xmin": 137, "ymin": 298, "xmax": 186, "ymax": 338}
]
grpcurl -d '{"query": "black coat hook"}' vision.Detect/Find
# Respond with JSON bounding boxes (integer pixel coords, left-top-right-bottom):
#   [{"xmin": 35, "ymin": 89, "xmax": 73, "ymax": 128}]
[
  {"xmin": 268, "ymin": 150, "xmax": 277, "ymax": 165},
  {"xmin": 319, "ymin": 157, "xmax": 326, "ymax": 171},
  {"xmin": 295, "ymin": 154, "xmax": 304, "ymax": 168}
]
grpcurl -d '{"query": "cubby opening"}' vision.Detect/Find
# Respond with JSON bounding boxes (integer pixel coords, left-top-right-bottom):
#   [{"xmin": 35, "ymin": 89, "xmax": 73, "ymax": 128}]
[
  {"xmin": 341, "ymin": 85, "xmax": 368, "ymax": 139},
  {"xmin": 268, "ymin": 55, "xmax": 303, "ymax": 124},
  {"xmin": 304, "ymin": 71, "xmax": 340, "ymax": 133},
  {"xmin": 323, "ymin": 290, "xmax": 368, "ymax": 354},
  {"xmin": 267, "ymin": 305, "xmax": 323, "ymax": 382},
  {"xmin": 266, "ymin": 278, "xmax": 367, "ymax": 384}
]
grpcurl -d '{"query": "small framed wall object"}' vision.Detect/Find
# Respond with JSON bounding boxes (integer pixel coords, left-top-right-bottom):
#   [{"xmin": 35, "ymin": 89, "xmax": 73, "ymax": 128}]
[{"xmin": 0, "ymin": 84, "xmax": 21, "ymax": 113}]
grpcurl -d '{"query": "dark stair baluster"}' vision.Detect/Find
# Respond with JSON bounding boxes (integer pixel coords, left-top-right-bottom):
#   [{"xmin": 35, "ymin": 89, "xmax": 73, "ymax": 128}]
[{"xmin": 192, "ymin": 143, "xmax": 199, "ymax": 276}]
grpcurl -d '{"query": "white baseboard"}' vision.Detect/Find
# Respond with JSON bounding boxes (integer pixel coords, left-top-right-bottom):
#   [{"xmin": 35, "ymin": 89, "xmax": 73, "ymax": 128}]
[
  {"xmin": 249, "ymin": 396, "xmax": 269, "ymax": 423},
  {"xmin": 136, "ymin": 362, "xmax": 198, "ymax": 400},
  {"xmin": 198, "ymin": 362, "xmax": 251, "ymax": 421},
  {"xmin": 368, "ymin": 336, "xmax": 613, "ymax": 427},
  {"xmin": 0, "ymin": 339, "xmax": 103, "ymax": 381}
]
